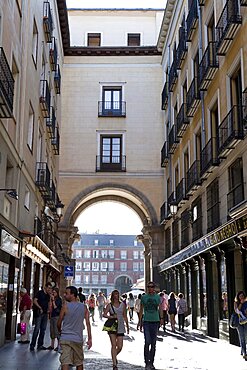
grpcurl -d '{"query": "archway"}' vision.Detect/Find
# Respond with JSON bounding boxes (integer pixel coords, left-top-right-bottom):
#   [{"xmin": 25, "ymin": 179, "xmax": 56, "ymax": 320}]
[{"xmin": 115, "ymin": 275, "xmax": 133, "ymax": 294}]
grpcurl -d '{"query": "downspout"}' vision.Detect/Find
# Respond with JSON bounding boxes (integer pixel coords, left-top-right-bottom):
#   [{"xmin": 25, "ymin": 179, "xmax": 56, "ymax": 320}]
[{"xmin": 168, "ymin": 44, "xmax": 172, "ymax": 196}]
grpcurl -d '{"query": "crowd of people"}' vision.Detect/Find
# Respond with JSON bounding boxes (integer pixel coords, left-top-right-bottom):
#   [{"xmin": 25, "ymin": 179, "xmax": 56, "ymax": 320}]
[{"xmin": 17, "ymin": 284, "xmax": 247, "ymax": 369}]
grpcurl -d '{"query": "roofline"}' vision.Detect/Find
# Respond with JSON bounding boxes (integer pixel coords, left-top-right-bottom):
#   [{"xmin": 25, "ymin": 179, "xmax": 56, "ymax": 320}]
[
  {"xmin": 67, "ymin": 8, "xmax": 165, "ymax": 11},
  {"xmin": 157, "ymin": 0, "xmax": 176, "ymax": 52}
]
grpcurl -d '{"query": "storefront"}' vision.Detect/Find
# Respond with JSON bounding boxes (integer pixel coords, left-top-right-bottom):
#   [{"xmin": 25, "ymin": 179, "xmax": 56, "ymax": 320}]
[{"xmin": 159, "ymin": 213, "xmax": 247, "ymax": 344}]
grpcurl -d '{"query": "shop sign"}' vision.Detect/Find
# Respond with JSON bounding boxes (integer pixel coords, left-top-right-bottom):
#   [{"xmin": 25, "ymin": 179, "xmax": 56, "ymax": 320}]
[
  {"xmin": 0, "ymin": 229, "xmax": 20, "ymax": 258},
  {"xmin": 64, "ymin": 265, "xmax": 74, "ymax": 277}
]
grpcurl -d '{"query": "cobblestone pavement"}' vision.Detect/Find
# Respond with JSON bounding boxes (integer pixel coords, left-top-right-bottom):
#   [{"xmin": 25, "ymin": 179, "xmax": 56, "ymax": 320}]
[{"xmin": 0, "ymin": 316, "xmax": 246, "ymax": 370}]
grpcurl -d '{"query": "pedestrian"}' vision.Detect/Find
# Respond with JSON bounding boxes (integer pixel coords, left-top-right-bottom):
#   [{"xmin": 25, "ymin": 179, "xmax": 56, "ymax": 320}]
[
  {"xmin": 30, "ymin": 282, "xmax": 52, "ymax": 351},
  {"xmin": 159, "ymin": 292, "xmax": 168, "ymax": 332},
  {"xmin": 127, "ymin": 292, "xmax": 135, "ymax": 321},
  {"xmin": 57, "ymin": 286, "xmax": 92, "ymax": 370},
  {"xmin": 234, "ymin": 290, "xmax": 247, "ymax": 361},
  {"xmin": 138, "ymin": 281, "xmax": 163, "ymax": 370},
  {"xmin": 103, "ymin": 289, "xmax": 129, "ymax": 370},
  {"xmin": 168, "ymin": 292, "xmax": 177, "ymax": 332},
  {"xmin": 47, "ymin": 287, "xmax": 62, "ymax": 351},
  {"xmin": 78, "ymin": 287, "xmax": 86, "ymax": 303},
  {"xmin": 222, "ymin": 292, "xmax": 228, "ymax": 319},
  {"xmin": 162, "ymin": 290, "xmax": 169, "ymax": 324},
  {"xmin": 176, "ymin": 293, "xmax": 187, "ymax": 332},
  {"xmin": 18, "ymin": 288, "xmax": 32, "ymax": 344},
  {"xmin": 96, "ymin": 291, "xmax": 106, "ymax": 320},
  {"xmin": 87, "ymin": 293, "xmax": 96, "ymax": 322},
  {"xmin": 135, "ymin": 293, "xmax": 143, "ymax": 331}
]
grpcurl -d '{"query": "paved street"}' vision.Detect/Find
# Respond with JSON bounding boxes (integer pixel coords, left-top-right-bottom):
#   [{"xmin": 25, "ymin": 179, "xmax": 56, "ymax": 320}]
[{"xmin": 0, "ymin": 314, "xmax": 246, "ymax": 370}]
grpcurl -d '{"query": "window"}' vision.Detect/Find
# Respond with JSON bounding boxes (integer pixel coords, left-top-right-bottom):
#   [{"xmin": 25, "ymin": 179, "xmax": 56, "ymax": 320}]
[
  {"xmin": 92, "ymin": 275, "xmax": 99, "ymax": 284},
  {"xmin": 101, "ymin": 250, "xmax": 107, "ymax": 258},
  {"xmin": 109, "ymin": 250, "xmax": 115, "ymax": 259},
  {"xmin": 121, "ymin": 250, "xmax": 127, "ymax": 259},
  {"xmin": 99, "ymin": 135, "xmax": 124, "ymax": 171},
  {"xmin": 101, "ymin": 275, "xmax": 107, "ymax": 284},
  {"xmin": 181, "ymin": 209, "xmax": 190, "ymax": 248},
  {"xmin": 83, "ymin": 262, "xmax": 90, "ymax": 271},
  {"xmin": 94, "ymin": 239, "xmax": 98, "ymax": 246},
  {"xmin": 228, "ymin": 158, "xmax": 244, "ymax": 210},
  {"xmin": 32, "ymin": 19, "xmax": 38, "ymax": 65},
  {"xmin": 134, "ymin": 240, "xmax": 138, "ymax": 247},
  {"xmin": 84, "ymin": 275, "xmax": 90, "ymax": 284},
  {"xmin": 120, "ymin": 262, "xmax": 127, "ymax": 271},
  {"xmin": 110, "ymin": 239, "xmax": 114, "ymax": 246},
  {"xmin": 76, "ymin": 262, "xmax": 82, "ymax": 271},
  {"xmin": 75, "ymin": 275, "xmax": 81, "ymax": 284},
  {"xmin": 27, "ymin": 103, "xmax": 34, "ymax": 151},
  {"xmin": 133, "ymin": 262, "xmax": 139, "ymax": 271},
  {"xmin": 127, "ymin": 33, "xmax": 140, "ymax": 46},
  {"xmin": 93, "ymin": 250, "xmax": 99, "ymax": 258},
  {"xmin": 207, "ymin": 179, "xmax": 220, "ymax": 232},
  {"xmin": 101, "ymin": 87, "xmax": 123, "ymax": 116},
  {"xmin": 24, "ymin": 186, "xmax": 30, "ymax": 210},
  {"xmin": 108, "ymin": 262, "xmax": 114, "ymax": 271},
  {"xmin": 100, "ymin": 262, "xmax": 107, "ymax": 271},
  {"xmin": 172, "ymin": 218, "xmax": 179, "ymax": 253},
  {"xmin": 92, "ymin": 262, "xmax": 99, "ymax": 271},
  {"xmin": 12, "ymin": 57, "xmax": 19, "ymax": 119},
  {"xmin": 140, "ymin": 262, "xmax": 144, "ymax": 272},
  {"xmin": 165, "ymin": 227, "xmax": 171, "ymax": 259},
  {"xmin": 84, "ymin": 250, "xmax": 91, "ymax": 258},
  {"xmin": 133, "ymin": 251, "xmax": 139, "ymax": 259},
  {"xmin": 140, "ymin": 252, "xmax": 144, "ymax": 259},
  {"xmin": 192, "ymin": 196, "xmax": 202, "ymax": 241},
  {"xmin": 76, "ymin": 250, "xmax": 82, "ymax": 258},
  {"xmin": 88, "ymin": 33, "xmax": 101, "ymax": 46}
]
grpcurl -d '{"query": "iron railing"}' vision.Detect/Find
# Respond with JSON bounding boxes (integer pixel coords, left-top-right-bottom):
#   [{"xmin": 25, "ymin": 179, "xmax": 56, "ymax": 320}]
[
  {"xmin": 96, "ymin": 155, "xmax": 126, "ymax": 172},
  {"xmin": 160, "ymin": 202, "xmax": 170, "ymax": 224},
  {"xmin": 186, "ymin": 160, "xmax": 201, "ymax": 195},
  {"xmin": 176, "ymin": 26, "xmax": 187, "ymax": 69},
  {"xmin": 161, "ymin": 82, "xmax": 168, "ymax": 110},
  {"xmin": 186, "ymin": 0, "xmax": 198, "ymax": 42},
  {"xmin": 176, "ymin": 178, "xmax": 188, "ymax": 205},
  {"xmin": 168, "ymin": 125, "xmax": 179, "ymax": 154},
  {"xmin": 199, "ymin": 42, "xmax": 219, "ymax": 91},
  {"xmin": 49, "ymin": 37, "xmax": 58, "ymax": 71},
  {"xmin": 161, "ymin": 141, "xmax": 169, "ymax": 167},
  {"xmin": 54, "ymin": 64, "xmax": 61, "ymax": 94},
  {"xmin": 176, "ymin": 103, "xmax": 189, "ymax": 137},
  {"xmin": 43, "ymin": 1, "xmax": 53, "ymax": 43},
  {"xmin": 98, "ymin": 101, "xmax": 126, "ymax": 117},
  {"xmin": 168, "ymin": 59, "xmax": 178, "ymax": 92},
  {"xmin": 200, "ymin": 137, "xmax": 220, "ymax": 178},
  {"xmin": 186, "ymin": 77, "xmax": 201, "ymax": 117},
  {"xmin": 0, "ymin": 47, "xmax": 14, "ymax": 118},
  {"xmin": 51, "ymin": 126, "xmax": 60, "ymax": 155},
  {"xmin": 40, "ymin": 80, "xmax": 51, "ymax": 118},
  {"xmin": 46, "ymin": 106, "xmax": 56, "ymax": 137},
  {"xmin": 35, "ymin": 162, "xmax": 51, "ymax": 195}
]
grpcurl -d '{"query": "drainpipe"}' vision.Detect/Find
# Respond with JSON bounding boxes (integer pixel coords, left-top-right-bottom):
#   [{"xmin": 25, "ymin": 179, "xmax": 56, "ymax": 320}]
[{"xmin": 168, "ymin": 45, "xmax": 173, "ymax": 194}]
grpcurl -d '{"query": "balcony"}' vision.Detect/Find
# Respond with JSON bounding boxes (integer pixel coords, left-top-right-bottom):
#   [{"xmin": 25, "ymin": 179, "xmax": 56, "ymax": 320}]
[
  {"xmin": 168, "ymin": 125, "xmax": 179, "ymax": 154},
  {"xmin": 51, "ymin": 126, "xmax": 60, "ymax": 155},
  {"xmin": 186, "ymin": 0, "xmax": 198, "ymax": 42},
  {"xmin": 176, "ymin": 178, "xmax": 188, "ymax": 205},
  {"xmin": 43, "ymin": 1, "xmax": 53, "ymax": 43},
  {"xmin": 40, "ymin": 80, "xmax": 51, "ymax": 118},
  {"xmin": 49, "ymin": 37, "xmax": 58, "ymax": 71},
  {"xmin": 218, "ymin": 105, "xmax": 245, "ymax": 159},
  {"xmin": 161, "ymin": 141, "xmax": 169, "ymax": 167},
  {"xmin": 186, "ymin": 160, "xmax": 201, "ymax": 195},
  {"xmin": 227, "ymin": 183, "xmax": 245, "ymax": 211},
  {"xmin": 161, "ymin": 82, "xmax": 168, "ymax": 110},
  {"xmin": 44, "ymin": 180, "xmax": 56, "ymax": 208},
  {"xmin": 199, "ymin": 42, "xmax": 219, "ymax": 91},
  {"xmin": 96, "ymin": 155, "xmax": 126, "ymax": 172},
  {"xmin": 200, "ymin": 138, "xmax": 220, "ymax": 180},
  {"xmin": 98, "ymin": 101, "xmax": 126, "ymax": 117},
  {"xmin": 176, "ymin": 27, "xmax": 187, "ymax": 69},
  {"xmin": 186, "ymin": 77, "xmax": 201, "ymax": 117},
  {"xmin": 35, "ymin": 162, "xmax": 51, "ymax": 195},
  {"xmin": 168, "ymin": 59, "xmax": 178, "ymax": 92},
  {"xmin": 46, "ymin": 106, "xmax": 56, "ymax": 137},
  {"xmin": 54, "ymin": 64, "xmax": 61, "ymax": 95},
  {"xmin": 216, "ymin": 0, "xmax": 242, "ymax": 56},
  {"xmin": 0, "ymin": 47, "xmax": 14, "ymax": 118},
  {"xmin": 34, "ymin": 216, "xmax": 43, "ymax": 236},
  {"xmin": 160, "ymin": 202, "xmax": 171, "ymax": 224},
  {"xmin": 176, "ymin": 103, "xmax": 189, "ymax": 138},
  {"xmin": 243, "ymin": 88, "xmax": 247, "ymax": 126},
  {"xmin": 241, "ymin": 0, "xmax": 247, "ymax": 4}
]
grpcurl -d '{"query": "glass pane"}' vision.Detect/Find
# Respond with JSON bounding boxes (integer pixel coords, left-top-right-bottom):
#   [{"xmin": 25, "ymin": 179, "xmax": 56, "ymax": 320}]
[
  {"xmin": 103, "ymin": 138, "xmax": 110, "ymax": 144},
  {"xmin": 112, "ymin": 138, "xmax": 120, "ymax": 144}
]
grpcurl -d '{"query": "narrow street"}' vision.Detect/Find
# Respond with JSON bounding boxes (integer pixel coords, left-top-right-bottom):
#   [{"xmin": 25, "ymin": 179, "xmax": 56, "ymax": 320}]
[{"xmin": 0, "ymin": 313, "xmax": 246, "ymax": 370}]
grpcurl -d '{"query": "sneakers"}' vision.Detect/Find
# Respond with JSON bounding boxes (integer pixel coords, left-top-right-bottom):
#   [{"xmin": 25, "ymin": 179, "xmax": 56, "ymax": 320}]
[{"xmin": 37, "ymin": 345, "xmax": 47, "ymax": 350}]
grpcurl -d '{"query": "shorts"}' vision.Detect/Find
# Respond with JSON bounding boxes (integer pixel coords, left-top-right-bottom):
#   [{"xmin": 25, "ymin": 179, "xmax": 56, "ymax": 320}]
[
  {"xmin": 50, "ymin": 316, "xmax": 59, "ymax": 339},
  {"xmin": 108, "ymin": 332, "xmax": 124, "ymax": 337},
  {"xmin": 60, "ymin": 340, "xmax": 84, "ymax": 366}
]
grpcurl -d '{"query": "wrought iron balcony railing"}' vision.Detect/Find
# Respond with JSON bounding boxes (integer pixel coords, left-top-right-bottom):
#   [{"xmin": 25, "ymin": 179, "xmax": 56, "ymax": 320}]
[
  {"xmin": 240, "ymin": 0, "xmax": 247, "ymax": 5},
  {"xmin": 200, "ymin": 137, "xmax": 220, "ymax": 179},
  {"xmin": 207, "ymin": 202, "xmax": 220, "ymax": 233},
  {"xmin": 51, "ymin": 126, "xmax": 60, "ymax": 155},
  {"xmin": 34, "ymin": 216, "xmax": 43, "ymax": 236},
  {"xmin": 43, "ymin": 1, "xmax": 53, "ymax": 43},
  {"xmin": 176, "ymin": 178, "xmax": 188, "ymax": 205},
  {"xmin": 46, "ymin": 106, "xmax": 56, "ymax": 137},
  {"xmin": 176, "ymin": 103, "xmax": 189, "ymax": 138},
  {"xmin": 161, "ymin": 82, "xmax": 168, "ymax": 110},
  {"xmin": 49, "ymin": 37, "xmax": 58, "ymax": 71},
  {"xmin": 168, "ymin": 125, "xmax": 179, "ymax": 154},
  {"xmin": 199, "ymin": 42, "xmax": 219, "ymax": 91},
  {"xmin": 227, "ymin": 183, "xmax": 245, "ymax": 211},
  {"xmin": 0, "ymin": 47, "xmax": 14, "ymax": 118},
  {"xmin": 35, "ymin": 162, "xmax": 51, "ymax": 195},
  {"xmin": 161, "ymin": 141, "xmax": 169, "ymax": 167},
  {"xmin": 243, "ymin": 88, "xmax": 247, "ymax": 126},
  {"xmin": 186, "ymin": 160, "xmax": 201, "ymax": 195},
  {"xmin": 168, "ymin": 59, "xmax": 178, "ymax": 92},
  {"xmin": 216, "ymin": 0, "xmax": 242, "ymax": 56},
  {"xmin": 186, "ymin": 77, "xmax": 201, "ymax": 117},
  {"xmin": 160, "ymin": 202, "xmax": 171, "ymax": 224},
  {"xmin": 176, "ymin": 26, "xmax": 187, "ymax": 69},
  {"xmin": 168, "ymin": 192, "xmax": 178, "ymax": 207},
  {"xmin": 186, "ymin": 0, "xmax": 198, "ymax": 42},
  {"xmin": 218, "ymin": 105, "xmax": 245, "ymax": 158},
  {"xmin": 96, "ymin": 155, "xmax": 126, "ymax": 172},
  {"xmin": 40, "ymin": 80, "xmax": 51, "ymax": 118},
  {"xmin": 98, "ymin": 101, "xmax": 126, "ymax": 117},
  {"xmin": 54, "ymin": 64, "xmax": 61, "ymax": 95},
  {"xmin": 44, "ymin": 180, "xmax": 56, "ymax": 208}
]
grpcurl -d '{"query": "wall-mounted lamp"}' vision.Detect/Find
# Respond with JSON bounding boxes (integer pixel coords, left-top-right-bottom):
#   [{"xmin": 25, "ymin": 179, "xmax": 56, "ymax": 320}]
[
  {"xmin": 0, "ymin": 188, "xmax": 18, "ymax": 200},
  {"xmin": 169, "ymin": 204, "xmax": 178, "ymax": 217},
  {"xmin": 56, "ymin": 201, "xmax": 64, "ymax": 219}
]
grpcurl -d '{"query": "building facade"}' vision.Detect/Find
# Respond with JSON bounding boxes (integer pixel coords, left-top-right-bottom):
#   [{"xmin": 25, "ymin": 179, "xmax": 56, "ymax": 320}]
[{"xmin": 72, "ymin": 234, "xmax": 144, "ymax": 296}]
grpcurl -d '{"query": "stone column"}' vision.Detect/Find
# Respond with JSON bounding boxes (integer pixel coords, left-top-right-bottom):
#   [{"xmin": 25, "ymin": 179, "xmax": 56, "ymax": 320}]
[
  {"xmin": 190, "ymin": 259, "xmax": 199, "ymax": 329},
  {"xmin": 205, "ymin": 251, "xmax": 219, "ymax": 338}
]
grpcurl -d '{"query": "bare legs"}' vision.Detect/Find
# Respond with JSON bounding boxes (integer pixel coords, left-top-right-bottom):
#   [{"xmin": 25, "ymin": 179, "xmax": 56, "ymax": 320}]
[{"xmin": 109, "ymin": 334, "xmax": 123, "ymax": 367}]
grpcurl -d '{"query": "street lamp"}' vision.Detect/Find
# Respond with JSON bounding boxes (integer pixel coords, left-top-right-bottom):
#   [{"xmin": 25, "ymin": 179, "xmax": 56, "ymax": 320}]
[
  {"xmin": 56, "ymin": 201, "xmax": 64, "ymax": 219},
  {"xmin": 170, "ymin": 203, "xmax": 178, "ymax": 217},
  {"xmin": 0, "ymin": 188, "xmax": 18, "ymax": 200}
]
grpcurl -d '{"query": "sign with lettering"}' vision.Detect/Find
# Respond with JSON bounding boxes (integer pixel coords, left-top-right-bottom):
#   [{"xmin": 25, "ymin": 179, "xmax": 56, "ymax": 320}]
[{"xmin": 64, "ymin": 265, "xmax": 74, "ymax": 277}]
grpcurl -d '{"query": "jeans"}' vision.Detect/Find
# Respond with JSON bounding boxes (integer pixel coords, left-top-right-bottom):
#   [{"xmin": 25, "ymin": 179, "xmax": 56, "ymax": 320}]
[
  {"xmin": 98, "ymin": 305, "xmax": 104, "ymax": 319},
  {"xmin": 237, "ymin": 324, "xmax": 247, "ymax": 355},
  {"xmin": 143, "ymin": 321, "xmax": 159, "ymax": 366},
  {"xmin": 178, "ymin": 313, "xmax": 185, "ymax": 331},
  {"xmin": 30, "ymin": 313, "xmax": 48, "ymax": 349}
]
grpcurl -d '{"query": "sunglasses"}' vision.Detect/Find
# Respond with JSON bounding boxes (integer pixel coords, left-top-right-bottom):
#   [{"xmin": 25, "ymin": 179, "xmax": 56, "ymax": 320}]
[{"xmin": 148, "ymin": 285, "xmax": 155, "ymax": 288}]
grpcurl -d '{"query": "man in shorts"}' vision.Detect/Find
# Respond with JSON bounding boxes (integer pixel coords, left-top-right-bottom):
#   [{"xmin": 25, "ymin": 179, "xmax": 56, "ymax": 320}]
[{"xmin": 57, "ymin": 286, "xmax": 92, "ymax": 370}]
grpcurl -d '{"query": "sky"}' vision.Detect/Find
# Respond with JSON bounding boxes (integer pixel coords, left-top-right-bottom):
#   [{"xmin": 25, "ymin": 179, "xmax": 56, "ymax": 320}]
[
  {"xmin": 75, "ymin": 202, "xmax": 143, "ymax": 235},
  {"xmin": 66, "ymin": 0, "xmax": 166, "ymax": 9}
]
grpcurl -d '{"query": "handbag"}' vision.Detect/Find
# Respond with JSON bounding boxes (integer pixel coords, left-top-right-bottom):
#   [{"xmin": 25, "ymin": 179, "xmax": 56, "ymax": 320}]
[
  {"xmin": 17, "ymin": 322, "xmax": 27, "ymax": 335},
  {"xmin": 229, "ymin": 312, "xmax": 239, "ymax": 329},
  {"xmin": 102, "ymin": 304, "xmax": 118, "ymax": 333}
]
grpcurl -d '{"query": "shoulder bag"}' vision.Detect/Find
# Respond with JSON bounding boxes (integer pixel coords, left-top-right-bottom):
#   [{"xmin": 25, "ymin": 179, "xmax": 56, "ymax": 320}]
[{"xmin": 102, "ymin": 304, "xmax": 118, "ymax": 332}]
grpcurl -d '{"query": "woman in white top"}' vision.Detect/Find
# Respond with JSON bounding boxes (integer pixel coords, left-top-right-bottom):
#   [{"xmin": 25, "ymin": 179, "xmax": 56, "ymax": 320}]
[{"xmin": 103, "ymin": 290, "xmax": 129, "ymax": 370}]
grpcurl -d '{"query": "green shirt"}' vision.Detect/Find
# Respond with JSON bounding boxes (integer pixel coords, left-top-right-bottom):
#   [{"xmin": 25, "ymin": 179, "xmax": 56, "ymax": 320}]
[{"xmin": 141, "ymin": 293, "xmax": 160, "ymax": 322}]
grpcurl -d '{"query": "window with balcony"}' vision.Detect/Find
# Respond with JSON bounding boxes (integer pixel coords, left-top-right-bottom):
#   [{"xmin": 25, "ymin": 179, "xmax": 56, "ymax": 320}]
[
  {"xmin": 84, "ymin": 250, "xmax": 91, "ymax": 258},
  {"xmin": 32, "ymin": 19, "xmax": 38, "ymax": 66},
  {"xmin": 228, "ymin": 158, "xmax": 244, "ymax": 210},
  {"xmin": 109, "ymin": 250, "xmax": 115, "ymax": 259},
  {"xmin": 27, "ymin": 103, "xmax": 34, "ymax": 151},
  {"xmin": 108, "ymin": 262, "xmax": 114, "ymax": 271},
  {"xmin": 181, "ymin": 209, "xmax": 190, "ymax": 248},
  {"xmin": 84, "ymin": 275, "xmax": 90, "ymax": 284},
  {"xmin": 133, "ymin": 251, "xmax": 139, "ymax": 259},
  {"xmin": 88, "ymin": 33, "xmax": 101, "ymax": 46},
  {"xmin": 99, "ymin": 87, "xmax": 125, "ymax": 117},
  {"xmin": 207, "ymin": 178, "xmax": 220, "ymax": 232},
  {"xmin": 133, "ymin": 262, "xmax": 139, "ymax": 271},
  {"xmin": 83, "ymin": 262, "xmax": 90, "ymax": 271},
  {"xmin": 76, "ymin": 250, "xmax": 82, "ymax": 258},
  {"xmin": 92, "ymin": 275, "xmax": 99, "ymax": 284},
  {"xmin": 76, "ymin": 262, "xmax": 82, "ymax": 271},
  {"xmin": 101, "ymin": 250, "xmax": 107, "ymax": 258},
  {"xmin": 192, "ymin": 196, "xmax": 203, "ymax": 241},
  {"xmin": 165, "ymin": 227, "xmax": 171, "ymax": 259},
  {"xmin": 120, "ymin": 262, "xmax": 127, "ymax": 271},
  {"xmin": 127, "ymin": 33, "xmax": 141, "ymax": 46},
  {"xmin": 100, "ymin": 262, "xmax": 107, "ymax": 271},
  {"xmin": 121, "ymin": 250, "xmax": 127, "ymax": 259},
  {"xmin": 92, "ymin": 262, "xmax": 99, "ymax": 271},
  {"xmin": 172, "ymin": 218, "xmax": 180, "ymax": 254},
  {"xmin": 97, "ymin": 135, "xmax": 125, "ymax": 172}
]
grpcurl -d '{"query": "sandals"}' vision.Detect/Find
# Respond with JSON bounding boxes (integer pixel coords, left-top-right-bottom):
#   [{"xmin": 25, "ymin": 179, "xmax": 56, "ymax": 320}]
[{"xmin": 47, "ymin": 346, "xmax": 54, "ymax": 350}]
